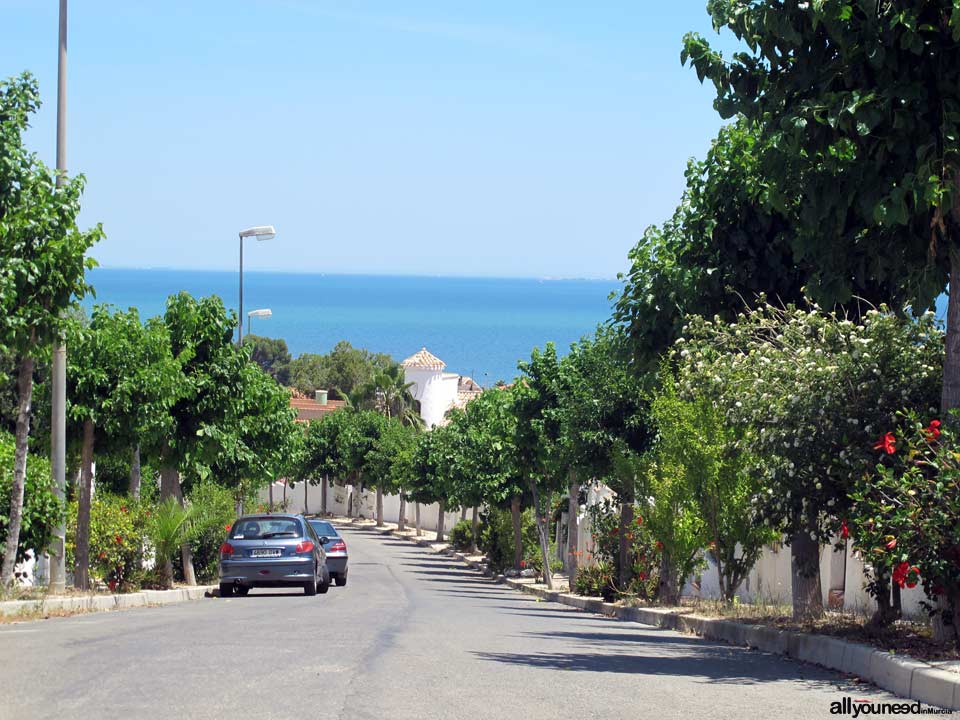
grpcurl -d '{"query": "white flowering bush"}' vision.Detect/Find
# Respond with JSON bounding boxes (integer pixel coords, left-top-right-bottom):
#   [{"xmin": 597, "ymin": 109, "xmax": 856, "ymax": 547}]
[{"xmin": 674, "ymin": 302, "xmax": 942, "ymax": 617}]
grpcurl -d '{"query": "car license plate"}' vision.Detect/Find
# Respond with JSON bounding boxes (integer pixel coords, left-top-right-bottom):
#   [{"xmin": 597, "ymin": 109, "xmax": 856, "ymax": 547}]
[{"xmin": 251, "ymin": 549, "xmax": 282, "ymax": 558}]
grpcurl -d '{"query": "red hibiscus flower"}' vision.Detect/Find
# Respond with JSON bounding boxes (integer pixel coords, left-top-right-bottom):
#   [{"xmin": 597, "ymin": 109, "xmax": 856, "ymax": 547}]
[
  {"xmin": 893, "ymin": 562, "xmax": 911, "ymax": 588},
  {"xmin": 639, "ymin": 571, "xmax": 647, "ymax": 581},
  {"xmin": 224, "ymin": 523, "xmax": 232, "ymax": 531},
  {"xmin": 840, "ymin": 520, "xmax": 849, "ymax": 540},
  {"xmin": 611, "ymin": 527, "xmax": 619, "ymax": 536},
  {"xmin": 98, "ymin": 552, "xmax": 107, "ymax": 561},
  {"xmin": 114, "ymin": 534, "xmax": 123, "ymax": 545},
  {"xmin": 519, "ymin": 560, "xmax": 526, "ymax": 569},
  {"xmin": 108, "ymin": 580, "xmax": 117, "ymax": 592},
  {"xmin": 924, "ymin": 420, "xmax": 942, "ymax": 441},
  {"xmin": 635, "ymin": 516, "xmax": 643, "ymax": 527},
  {"xmin": 873, "ymin": 432, "xmax": 896, "ymax": 455},
  {"xmin": 655, "ymin": 541, "xmax": 664, "ymax": 551}
]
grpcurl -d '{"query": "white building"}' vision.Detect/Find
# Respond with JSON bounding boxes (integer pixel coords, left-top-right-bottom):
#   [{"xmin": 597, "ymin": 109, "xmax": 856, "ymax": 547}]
[{"xmin": 400, "ymin": 347, "xmax": 482, "ymax": 428}]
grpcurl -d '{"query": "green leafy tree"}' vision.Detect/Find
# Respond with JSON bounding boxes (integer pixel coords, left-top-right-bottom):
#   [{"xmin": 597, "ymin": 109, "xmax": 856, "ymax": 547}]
[
  {"xmin": 650, "ymin": 372, "xmax": 777, "ymax": 603},
  {"xmin": 364, "ymin": 418, "xmax": 417, "ymax": 527},
  {"xmin": 0, "ymin": 73, "xmax": 102, "ymax": 586},
  {"xmin": 66, "ymin": 306, "xmax": 180, "ymax": 589},
  {"xmin": 339, "ymin": 410, "xmax": 388, "ymax": 522},
  {"xmin": 301, "ymin": 410, "xmax": 353, "ymax": 515},
  {"xmin": 682, "ymin": 0, "xmax": 960, "ymax": 422},
  {"xmin": 242, "ymin": 334, "xmax": 291, "ymax": 384},
  {"xmin": 405, "ymin": 428, "xmax": 456, "ymax": 542},
  {"xmin": 287, "ymin": 341, "xmax": 393, "ymax": 400}
]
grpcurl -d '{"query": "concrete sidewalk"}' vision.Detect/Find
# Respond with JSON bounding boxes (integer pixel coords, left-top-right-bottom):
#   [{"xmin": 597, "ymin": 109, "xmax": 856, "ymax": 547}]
[{"xmin": 0, "ymin": 584, "xmax": 216, "ymax": 618}]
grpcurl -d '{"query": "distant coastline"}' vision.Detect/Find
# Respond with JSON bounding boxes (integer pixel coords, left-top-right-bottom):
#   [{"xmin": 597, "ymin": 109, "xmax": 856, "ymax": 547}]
[{"xmin": 84, "ymin": 268, "xmax": 619, "ymax": 384}]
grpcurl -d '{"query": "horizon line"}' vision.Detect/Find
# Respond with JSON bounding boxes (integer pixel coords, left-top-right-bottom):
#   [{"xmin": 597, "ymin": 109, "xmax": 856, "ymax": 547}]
[{"xmin": 90, "ymin": 265, "xmax": 621, "ymax": 283}]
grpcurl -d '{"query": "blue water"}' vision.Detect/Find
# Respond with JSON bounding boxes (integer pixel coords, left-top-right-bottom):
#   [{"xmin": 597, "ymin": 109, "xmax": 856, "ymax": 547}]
[{"xmin": 84, "ymin": 268, "xmax": 619, "ymax": 384}]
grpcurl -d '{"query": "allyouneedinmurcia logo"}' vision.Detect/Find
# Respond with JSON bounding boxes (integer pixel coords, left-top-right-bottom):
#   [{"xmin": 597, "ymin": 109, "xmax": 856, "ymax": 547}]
[{"xmin": 830, "ymin": 697, "xmax": 953, "ymax": 716}]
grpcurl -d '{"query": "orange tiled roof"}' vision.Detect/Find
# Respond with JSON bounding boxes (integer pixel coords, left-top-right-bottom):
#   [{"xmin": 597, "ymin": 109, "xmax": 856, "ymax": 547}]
[
  {"xmin": 289, "ymin": 396, "xmax": 347, "ymax": 422},
  {"xmin": 401, "ymin": 347, "xmax": 446, "ymax": 370}
]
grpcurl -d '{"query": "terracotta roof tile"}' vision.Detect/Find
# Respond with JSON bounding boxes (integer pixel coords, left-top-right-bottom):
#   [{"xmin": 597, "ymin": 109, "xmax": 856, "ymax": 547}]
[{"xmin": 400, "ymin": 347, "xmax": 446, "ymax": 370}]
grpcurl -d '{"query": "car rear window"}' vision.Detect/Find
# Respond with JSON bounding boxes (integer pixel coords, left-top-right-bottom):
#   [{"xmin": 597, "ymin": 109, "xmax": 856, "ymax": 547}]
[
  {"xmin": 308, "ymin": 521, "xmax": 338, "ymax": 538},
  {"xmin": 231, "ymin": 518, "xmax": 302, "ymax": 540}
]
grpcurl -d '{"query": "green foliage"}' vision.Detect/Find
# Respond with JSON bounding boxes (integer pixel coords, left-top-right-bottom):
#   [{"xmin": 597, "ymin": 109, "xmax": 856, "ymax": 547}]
[
  {"xmin": 302, "ymin": 410, "xmax": 353, "ymax": 482},
  {"xmin": 675, "ymin": 303, "xmax": 942, "ymax": 541},
  {"xmin": 683, "ymin": 0, "xmax": 959, "ymax": 311},
  {"xmin": 67, "ymin": 493, "xmax": 146, "ymax": 592},
  {"xmin": 448, "ymin": 519, "xmax": 475, "ymax": 552},
  {"xmin": 478, "ymin": 506, "xmax": 537, "ymax": 574},
  {"xmin": 847, "ymin": 413, "xmax": 960, "ymax": 641},
  {"xmin": 0, "ymin": 433, "xmax": 60, "ymax": 570},
  {"xmin": 650, "ymin": 372, "xmax": 778, "ymax": 602},
  {"xmin": 585, "ymin": 497, "xmax": 660, "ymax": 600},
  {"xmin": 287, "ymin": 341, "xmax": 393, "ymax": 400},
  {"xmin": 242, "ymin": 335, "xmax": 291, "ymax": 384},
  {"xmin": 185, "ymin": 481, "xmax": 237, "ymax": 583},
  {"xmin": 0, "ymin": 72, "xmax": 102, "ymax": 356},
  {"xmin": 364, "ymin": 418, "xmax": 417, "ymax": 495},
  {"xmin": 146, "ymin": 497, "xmax": 195, "ymax": 588},
  {"xmin": 574, "ymin": 562, "xmax": 616, "ymax": 602}
]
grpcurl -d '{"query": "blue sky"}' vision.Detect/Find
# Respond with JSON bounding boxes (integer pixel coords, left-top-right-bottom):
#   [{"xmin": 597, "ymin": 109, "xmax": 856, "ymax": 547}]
[{"xmin": 2, "ymin": 1, "xmax": 739, "ymax": 279}]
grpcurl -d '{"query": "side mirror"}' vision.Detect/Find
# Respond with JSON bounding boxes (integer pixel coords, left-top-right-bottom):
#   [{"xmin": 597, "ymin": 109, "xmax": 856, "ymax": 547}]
[{"xmin": 319, "ymin": 536, "xmax": 329, "ymax": 545}]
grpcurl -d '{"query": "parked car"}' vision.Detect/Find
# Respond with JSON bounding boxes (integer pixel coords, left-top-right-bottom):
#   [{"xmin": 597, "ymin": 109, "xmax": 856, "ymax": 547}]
[
  {"xmin": 308, "ymin": 519, "xmax": 349, "ymax": 587},
  {"xmin": 219, "ymin": 514, "xmax": 330, "ymax": 597}
]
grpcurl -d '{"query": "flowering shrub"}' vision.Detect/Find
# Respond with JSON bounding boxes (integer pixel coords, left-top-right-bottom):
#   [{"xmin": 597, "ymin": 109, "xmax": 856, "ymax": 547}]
[
  {"xmin": 847, "ymin": 413, "xmax": 960, "ymax": 642},
  {"xmin": 185, "ymin": 481, "xmax": 238, "ymax": 583},
  {"xmin": 585, "ymin": 497, "xmax": 661, "ymax": 600},
  {"xmin": 573, "ymin": 561, "xmax": 616, "ymax": 602},
  {"xmin": 67, "ymin": 493, "xmax": 147, "ymax": 591},
  {"xmin": 674, "ymin": 303, "xmax": 941, "ymax": 618}
]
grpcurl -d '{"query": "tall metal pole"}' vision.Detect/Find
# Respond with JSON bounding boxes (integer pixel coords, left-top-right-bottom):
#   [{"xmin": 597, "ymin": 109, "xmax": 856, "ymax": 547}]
[
  {"xmin": 238, "ymin": 235, "xmax": 244, "ymax": 344},
  {"xmin": 49, "ymin": 0, "xmax": 68, "ymax": 594}
]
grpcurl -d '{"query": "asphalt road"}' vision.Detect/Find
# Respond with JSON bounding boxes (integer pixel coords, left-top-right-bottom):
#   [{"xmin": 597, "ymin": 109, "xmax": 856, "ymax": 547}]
[{"xmin": 1, "ymin": 525, "xmax": 900, "ymax": 720}]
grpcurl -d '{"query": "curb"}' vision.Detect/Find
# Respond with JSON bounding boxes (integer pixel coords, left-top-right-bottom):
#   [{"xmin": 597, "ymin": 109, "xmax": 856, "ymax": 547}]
[
  {"xmin": 338, "ymin": 518, "xmax": 959, "ymax": 711},
  {"xmin": 0, "ymin": 585, "xmax": 216, "ymax": 618}
]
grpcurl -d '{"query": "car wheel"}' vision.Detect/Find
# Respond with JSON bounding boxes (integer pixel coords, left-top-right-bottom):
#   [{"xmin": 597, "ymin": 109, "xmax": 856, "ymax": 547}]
[
  {"xmin": 219, "ymin": 582, "xmax": 235, "ymax": 598},
  {"xmin": 303, "ymin": 579, "xmax": 317, "ymax": 596},
  {"xmin": 335, "ymin": 574, "xmax": 347, "ymax": 587},
  {"xmin": 317, "ymin": 567, "xmax": 331, "ymax": 594},
  {"xmin": 235, "ymin": 585, "xmax": 250, "ymax": 597}
]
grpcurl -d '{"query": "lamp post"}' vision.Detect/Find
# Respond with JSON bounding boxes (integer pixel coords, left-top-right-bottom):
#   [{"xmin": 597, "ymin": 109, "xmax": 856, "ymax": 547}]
[
  {"xmin": 247, "ymin": 308, "xmax": 272, "ymax": 337},
  {"xmin": 49, "ymin": 0, "xmax": 69, "ymax": 593},
  {"xmin": 237, "ymin": 226, "xmax": 275, "ymax": 344}
]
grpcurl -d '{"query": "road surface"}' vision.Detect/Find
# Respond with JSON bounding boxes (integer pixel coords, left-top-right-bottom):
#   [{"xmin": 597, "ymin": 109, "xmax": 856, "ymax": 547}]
[{"xmin": 0, "ymin": 525, "xmax": 898, "ymax": 720}]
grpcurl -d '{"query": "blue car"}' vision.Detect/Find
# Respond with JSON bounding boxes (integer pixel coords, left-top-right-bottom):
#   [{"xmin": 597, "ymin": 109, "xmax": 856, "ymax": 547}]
[{"xmin": 308, "ymin": 519, "xmax": 349, "ymax": 587}]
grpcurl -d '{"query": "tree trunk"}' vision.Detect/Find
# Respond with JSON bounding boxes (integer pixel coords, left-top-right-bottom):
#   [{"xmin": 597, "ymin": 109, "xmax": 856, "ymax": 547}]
[
  {"xmin": 659, "ymin": 549, "xmax": 680, "ymax": 605},
  {"xmin": 460, "ymin": 506, "xmax": 467, "ymax": 521},
  {"xmin": 415, "ymin": 502, "xmax": 422, "ymax": 536},
  {"xmin": 436, "ymin": 500, "xmax": 446, "ymax": 543},
  {"xmin": 567, "ymin": 475, "xmax": 580, "ymax": 589},
  {"xmin": 159, "ymin": 461, "xmax": 179, "ymax": 586},
  {"xmin": 376, "ymin": 487, "xmax": 384, "ymax": 527},
  {"xmin": 618, "ymin": 495, "xmax": 634, "ymax": 590},
  {"xmin": 1, "ymin": 354, "xmax": 35, "ymax": 587},
  {"xmin": 321, "ymin": 475, "xmax": 328, "ymax": 515},
  {"xmin": 790, "ymin": 523, "xmax": 824, "ymax": 621},
  {"xmin": 303, "ymin": 479, "xmax": 309, "ymax": 515},
  {"xmin": 74, "ymin": 419, "xmax": 95, "ymax": 590},
  {"xmin": 528, "ymin": 480, "xmax": 554, "ymax": 590},
  {"xmin": 175, "ymin": 481, "xmax": 196, "ymax": 586},
  {"xmin": 470, "ymin": 506, "xmax": 480, "ymax": 554},
  {"xmin": 269, "ymin": 482, "xmax": 274, "ymax": 512},
  {"xmin": 511, "ymin": 495, "xmax": 523, "ymax": 571},
  {"xmin": 129, "ymin": 445, "xmax": 141, "ymax": 499},
  {"xmin": 869, "ymin": 574, "xmax": 899, "ymax": 630},
  {"xmin": 398, "ymin": 493, "xmax": 406, "ymax": 532},
  {"xmin": 282, "ymin": 481, "xmax": 287, "ymax": 510}
]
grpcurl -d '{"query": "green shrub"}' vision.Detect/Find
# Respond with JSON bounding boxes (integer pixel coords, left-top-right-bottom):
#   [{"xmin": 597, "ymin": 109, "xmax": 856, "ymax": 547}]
[
  {"xmin": 0, "ymin": 433, "xmax": 62, "ymax": 575},
  {"xmin": 147, "ymin": 498, "xmax": 195, "ymax": 588},
  {"xmin": 478, "ymin": 506, "xmax": 538, "ymax": 573},
  {"xmin": 574, "ymin": 561, "xmax": 616, "ymax": 602},
  {"xmin": 186, "ymin": 481, "xmax": 236, "ymax": 583},
  {"xmin": 523, "ymin": 542, "xmax": 563, "ymax": 581},
  {"xmin": 67, "ymin": 493, "xmax": 147, "ymax": 591},
  {"xmin": 449, "ymin": 519, "xmax": 475, "ymax": 551}
]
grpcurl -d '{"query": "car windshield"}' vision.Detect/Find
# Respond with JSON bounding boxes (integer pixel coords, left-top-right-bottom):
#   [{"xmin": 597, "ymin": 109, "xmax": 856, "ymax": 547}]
[
  {"xmin": 231, "ymin": 518, "xmax": 302, "ymax": 540},
  {"xmin": 308, "ymin": 521, "xmax": 338, "ymax": 539}
]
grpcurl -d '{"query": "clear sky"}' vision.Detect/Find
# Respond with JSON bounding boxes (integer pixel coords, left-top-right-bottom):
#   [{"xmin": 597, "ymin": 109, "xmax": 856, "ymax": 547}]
[{"xmin": 2, "ymin": 1, "xmax": 739, "ymax": 279}]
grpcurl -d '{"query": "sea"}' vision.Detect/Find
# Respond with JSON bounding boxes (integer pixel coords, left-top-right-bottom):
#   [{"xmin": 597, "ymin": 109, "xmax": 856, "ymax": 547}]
[{"xmin": 84, "ymin": 268, "xmax": 621, "ymax": 385}]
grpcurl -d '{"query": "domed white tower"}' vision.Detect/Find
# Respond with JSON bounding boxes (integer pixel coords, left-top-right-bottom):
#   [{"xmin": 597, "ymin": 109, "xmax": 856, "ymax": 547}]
[{"xmin": 401, "ymin": 347, "xmax": 459, "ymax": 428}]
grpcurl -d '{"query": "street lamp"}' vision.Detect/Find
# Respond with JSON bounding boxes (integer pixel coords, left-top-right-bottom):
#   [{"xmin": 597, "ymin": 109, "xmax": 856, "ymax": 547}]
[
  {"xmin": 247, "ymin": 308, "xmax": 272, "ymax": 336},
  {"xmin": 238, "ymin": 225, "xmax": 275, "ymax": 344}
]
